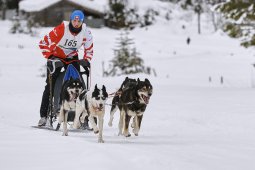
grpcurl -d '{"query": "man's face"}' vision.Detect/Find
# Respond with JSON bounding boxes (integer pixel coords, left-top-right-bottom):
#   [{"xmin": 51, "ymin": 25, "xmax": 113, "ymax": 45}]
[{"xmin": 71, "ymin": 19, "xmax": 82, "ymax": 28}]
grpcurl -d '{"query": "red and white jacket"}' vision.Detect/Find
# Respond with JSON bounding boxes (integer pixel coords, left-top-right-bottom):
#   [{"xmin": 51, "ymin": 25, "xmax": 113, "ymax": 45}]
[{"xmin": 39, "ymin": 21, "xmax": 93, "ymax": 62}]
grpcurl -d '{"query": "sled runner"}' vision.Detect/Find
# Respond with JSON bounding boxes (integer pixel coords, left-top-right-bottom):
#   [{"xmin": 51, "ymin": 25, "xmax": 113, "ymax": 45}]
[{"xmin": 31, "ymin": 125, "xmax": 89, "ymax": 132}]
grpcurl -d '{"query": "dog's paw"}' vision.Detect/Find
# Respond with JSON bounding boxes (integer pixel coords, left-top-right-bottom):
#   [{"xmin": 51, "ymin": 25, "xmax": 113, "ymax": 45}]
[
  {"xmin": 123, "ymin": 132, "xmax": 131, "ymax": 137},
  {"xmin": 62, "ymin": 132, "xmax": 68, "ymax": 136},
  {"xmin": 125, "ymin": 134, "xmax": 131, "ymax": 137},
  {"xmin": 132, "ymin": 129, "xmax": 139, "ymax": 136},
  {"xmin": 98, "ymin": 138, "xmax": 104, "ymax": 143}
]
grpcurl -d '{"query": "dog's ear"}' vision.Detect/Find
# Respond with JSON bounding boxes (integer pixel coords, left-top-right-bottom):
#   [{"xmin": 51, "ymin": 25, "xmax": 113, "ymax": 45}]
[
  {"xmin": 145, "ymin": 78, "xmax": 152, "ymax": 88},
  {"xmin": 95, "ymin": 84, "xmax": 98, "ymax": 90},
  {"xmin": 137, "ymin": 78, "xmax": 140, "ymax": 82},
  {"xmin": 102, "ymin": 85, "xmax": 106, "ymax": 91},
  {"xmin": 102, "ymin": 85, "xmax": 108, "ymax": 97}
]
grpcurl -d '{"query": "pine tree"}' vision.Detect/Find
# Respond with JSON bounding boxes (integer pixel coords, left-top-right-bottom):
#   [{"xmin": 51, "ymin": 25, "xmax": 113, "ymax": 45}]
[
  {"xmin": 105, "ymin": 0, "xmax": 128, "ymax": 29},
  {"xmin": 104, "ymin": 31, "xmax": 150, "ymax": 76},
  {"xmin": 1, "ymin": 0, "xmax": 7, "ymax": 20},
  {"xmin": 105, "ymin": 0, "xmax": 142, "ymax": 29},
  {"xmin": 216, "ymin": 0, "xmax": 255, "ymax": 47},
  {"xmin": 10, "ymin": 13, "xmax": 21, "ymax": 34}
]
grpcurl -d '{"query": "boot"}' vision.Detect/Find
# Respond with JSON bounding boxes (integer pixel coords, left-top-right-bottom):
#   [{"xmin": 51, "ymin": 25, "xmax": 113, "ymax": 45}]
[{"xmin": 38, "ymin": 117, "xmax": 47, "ymax": 126}]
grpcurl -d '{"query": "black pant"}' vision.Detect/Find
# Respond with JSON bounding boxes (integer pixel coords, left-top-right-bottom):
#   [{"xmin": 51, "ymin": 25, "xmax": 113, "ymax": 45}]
[{"xmin": 40, "ymin": 58, "xmax": 80, "ymax": 118}]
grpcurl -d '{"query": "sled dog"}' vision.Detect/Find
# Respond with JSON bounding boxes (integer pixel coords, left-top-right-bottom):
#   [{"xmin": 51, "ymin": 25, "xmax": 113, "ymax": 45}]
[
  {"xmin": 108, "ymin": 77, "xmax": 137, "ymax": 127},
  {"xmin": 115, "ymin": 78, "xmax": 153, "ymax": 137},
  {"xmin": 74, "ymin": 84, "xmax": 108, "ymax": 143},
  {"xmin": 58, "ymin": 78, "xmax": 83, "ymax": 136}
]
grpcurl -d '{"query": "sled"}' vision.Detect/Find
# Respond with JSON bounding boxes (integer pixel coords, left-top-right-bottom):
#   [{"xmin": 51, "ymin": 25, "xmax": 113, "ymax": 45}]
[{"xmin": 46, "ymin": 59, "xmax": 90, "ymax": 129}]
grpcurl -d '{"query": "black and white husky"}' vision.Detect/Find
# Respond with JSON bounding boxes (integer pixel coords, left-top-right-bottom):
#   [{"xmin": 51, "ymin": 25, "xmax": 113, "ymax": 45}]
[
  {"xmin": 74, "ymin": 84, "xmax": 108, "ymax": 143},
  {"xmin": 58, "ymin": 78, "xmax": 83, "ymax": 136},
  {"xmin": 109, "ymin": 78, "xmax": 153, "ymax": 137}
]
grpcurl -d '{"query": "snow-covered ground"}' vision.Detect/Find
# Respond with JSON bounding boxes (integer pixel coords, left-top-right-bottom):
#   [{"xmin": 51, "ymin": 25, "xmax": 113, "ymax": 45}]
[{"xmin": 1, "ymin": 5, "xmax": 255, "ymax": 170}]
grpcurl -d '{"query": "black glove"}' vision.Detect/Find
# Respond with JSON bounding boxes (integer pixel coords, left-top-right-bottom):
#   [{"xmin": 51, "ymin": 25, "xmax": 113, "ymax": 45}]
[
  {"xmin": 47, "ymin": 56, "xmax": 63, "ymax": 73},
  {"xmin": 80, "ymin": 59, "xmax": 90, "ymax": 68},
  {"xmin": 79, "ymin": 59, "xmax": 90, "ymax": 76},
  {"xmin": 48, "ymin": 55, "xmax": 58, "ymax": 60},
  {"xmin": 48, "ymin": 55, "xmax": 53, "ymax": 59}
]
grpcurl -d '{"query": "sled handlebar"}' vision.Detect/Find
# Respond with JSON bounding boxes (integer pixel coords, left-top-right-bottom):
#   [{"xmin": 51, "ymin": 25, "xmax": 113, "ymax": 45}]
[
  {"xmin": 47, "ymin": 59, "xmax": 90, "ymax": 75},
  {"xmin": 47, "ymin": 59, "xmax": 64, "ymax": 74},
  {"xmin": 79, "ymin": 60, "xmax": 90, "ymax": 76}
]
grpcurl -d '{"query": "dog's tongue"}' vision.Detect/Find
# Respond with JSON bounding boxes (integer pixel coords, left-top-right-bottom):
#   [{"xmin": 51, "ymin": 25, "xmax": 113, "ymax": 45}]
[
  {"xmin": 145, "ymin": 97, "xmax": 149, "ymax": 104},
  {"xmin": 143, "ymin": 95, "xmax": 149, "ymax": 104}
]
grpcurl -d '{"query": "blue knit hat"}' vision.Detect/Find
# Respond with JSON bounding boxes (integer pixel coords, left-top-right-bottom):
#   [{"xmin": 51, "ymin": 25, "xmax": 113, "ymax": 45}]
[{"xmin": 70, "ymin": 10, "xmax": 85, "ymax": 22}]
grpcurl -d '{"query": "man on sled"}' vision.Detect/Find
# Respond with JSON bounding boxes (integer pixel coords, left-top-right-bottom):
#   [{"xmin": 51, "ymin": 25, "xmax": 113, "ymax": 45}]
[{"xmin": 37, "ymin": 10, "xmax": 93, "ymax": 128}]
